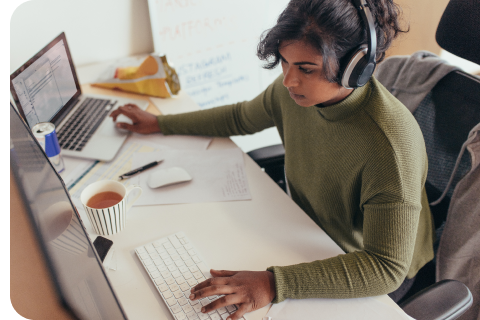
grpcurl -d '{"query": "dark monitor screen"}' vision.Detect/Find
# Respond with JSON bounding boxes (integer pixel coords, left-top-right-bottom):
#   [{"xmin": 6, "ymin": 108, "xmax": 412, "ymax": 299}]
[{"xmin": 10, "ymin": 103, "xmax": 127, "ymax": 320}]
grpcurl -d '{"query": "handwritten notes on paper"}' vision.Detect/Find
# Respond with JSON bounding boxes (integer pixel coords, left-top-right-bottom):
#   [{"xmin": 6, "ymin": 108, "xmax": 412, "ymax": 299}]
[
  {"xmin": 130, "ymin": 148, "xmax": 251, "ymax": 205},
  {"xmin": 148, "ymin": 0, "xmax": 288, "ymax": 109}
]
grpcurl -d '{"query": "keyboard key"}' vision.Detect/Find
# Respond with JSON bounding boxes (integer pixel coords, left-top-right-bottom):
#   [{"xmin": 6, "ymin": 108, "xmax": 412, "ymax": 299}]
[
  {"xmin": 171, "ymin": 304, "xmax": 182, "ymax": 314},
  {"xmin": 164, "ymin": 258, "xmax": 174, "ymax": 266},
  {"xmin": 180, "ymin": 238, "xmax": 187, "ymax": 245},
  {"xmin": 175, "ymin": 260, "xmax": 186, "ymax": 267},
  {"xmin": 158, "ymin": 283, "xmax": 169, "ymax": 292},
  {"xmin": 150, "ymin": 253, "xmax": 160, "ymax": 260},
  {"xmin": 192, "ymin": 256, "xmax": 202, "ymax": 263},
  {"xmin": 161, "ymin": 271, "xmax": 171, "ymax": 278},
  {"xmin": 185, "ymin": 260, "xmax": 195, "ymax": 267},
  {"xmin": 198, "ymin": 313, "xmax": 210, "ymax": 320},
  {"xmin": 160, "ymin": 253, "xmax": 170, "ymax": 259},
  {"xmin": 181, "ymin": 254, "xmax": 191, "ymax": 261},
  {"xmin": 171, "ymin": 254, "xmax": 181, "ymax": 261},
  {"xmin": 178, "ymin": 296, "xmax": 188, "ymax": 306},
  {"xmin": 154, "ymin": 259, "xmax": 164, "ymax": 266},
  {"xmin": 200, "ymin": 298, "xmax": 210, "ymax": 306},
  {"xmin": 168, "ymin": 248, "xmax": 177, "ymax": 255},
  {"xmin": 164, "ymin": 242, "xmax": 173, "ymax": 249},
  {"xmin": 136, "ymin": 247, "xmax": 147, "ymax": 254},
  {"xmin": 145, "ymin": 245, "xmax": 155, "ymax": 253},
  {"xmin": 188, "ymin": 250, "xmax": 196, "ymax": 256},
  {"xmin": 174, "ymin": 290, "xmax": 184, "ymax": 299},
  {"xmin": 164, "ymin": 290, "xmax": 173, "ymax": 299},
  {"xmin": 193, "ymin": 271, "xmax": 204, "ymax": 280},
  {"xmin": 190, "ymin": 299, "xmax": 200, "ymax": 306},
  {"xmin": 172, "ymin": 270, "xmax": 182, "ymax": 278},
  {"xmin": 179, "ymin": 266, "xmax": 189, "ymax": 273},
  {"xmin": 167, "ymin": 297, "xmax": 177, "ymax": 306},
  {"xmin": 147, "ymin": 265, "xmax": 157, "ymax": 272},
  {"xmin": 217, "ymin": 307, "xmax": 227, "ymax": 315},
  {"xmin": 144, "ymin": 259, "xmax": 154, "ymax": 266},
  {"xmin": 154, "ymin": 278, "xmax": 164, "ymax": 285},
  {"xmin": 183, "ymin": 272, "xmax": 193, "ymax": 280},
  {"xmin": 180, "ymin": 283, "xmax": 190, "ymax": 292},
  {"xmin": 170, "ymin": 283, "xmax": 180, "ymax": 292},
  {"xmin": 221, "ymin": 314, "xmax": 229, "ymax": 320},
  {"xmin": 177, "ymin": 248, "xmax": 187, "ymax": 255},
  {"xmin": 176, "ymin": 276, "xmax": 186, "ymax": 285},
  {"xmin": 192, "ymin": 304, "xmax": 202, "ymax": 313},
  {"xmin": 210, "ymin": 312, "xmax": 221, "ymax": 320},
  {"xmin": 187, "ymin": 278, "xmax": 198, "ymax": 286},
  {"xmin": 169, "ymin": 265, "xmax": 178, "ymax": 272},
  {"xmin": 183, "ymin": 305, "xmax": 193, "ymax": 313},
  {"xmin": 165, "ymin": 277, "xmax": 176, "ymax": 285},
  {"xmin": 184, "ymin": 244, "xmax": 193, "ymax": 250},
  {"xmin": 225, "ymin": 305, "xmax": 236, "ymax": 312},
  {"xmin": 139, "ymin": 253, "xmax": 149, "ymax": 260},
  {"xmin": 189, "ymin": 266, "xmax": 199, "ymax": 273},
  {"xmin": 151, "ymin": 271, "xmax": 161, "ymax": 279},
  {"xmin": 158, "ymin": 265, "xmax": 168, "ymax": 272},
  {"xmin": 176, "ymin": 313, "xmax": 187, "ymax": 320},
  {"xmin": 186, "ymin": 311, "xmax": 198, "ymax": 320},
  {"xmin": 156, "ymin": 247, "xmax": 167, "ymax": 254}
]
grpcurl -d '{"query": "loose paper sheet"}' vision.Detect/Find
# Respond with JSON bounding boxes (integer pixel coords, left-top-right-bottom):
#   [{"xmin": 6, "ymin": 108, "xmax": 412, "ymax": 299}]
[{"xmin": 130, "ymin": 148, "xmax": 251, "ymax": 205}]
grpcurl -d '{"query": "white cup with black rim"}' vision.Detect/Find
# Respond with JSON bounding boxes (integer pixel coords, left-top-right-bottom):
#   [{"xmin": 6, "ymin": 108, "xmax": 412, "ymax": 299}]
[{"xmin": 80, "ymin": 180, "xmax": 142, "ymax": 236}]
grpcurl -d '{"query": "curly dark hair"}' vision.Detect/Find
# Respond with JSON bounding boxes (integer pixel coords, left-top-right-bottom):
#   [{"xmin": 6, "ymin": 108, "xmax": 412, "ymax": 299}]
[{"xmin": 257, "ymin": 0, "xmax": 408, "ymax": 84}]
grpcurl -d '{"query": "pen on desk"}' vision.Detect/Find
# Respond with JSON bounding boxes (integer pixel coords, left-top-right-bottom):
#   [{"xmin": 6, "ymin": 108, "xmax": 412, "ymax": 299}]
[{"xmin": 118, "ymin": 160, "xmax": 163, "ymax": 180}]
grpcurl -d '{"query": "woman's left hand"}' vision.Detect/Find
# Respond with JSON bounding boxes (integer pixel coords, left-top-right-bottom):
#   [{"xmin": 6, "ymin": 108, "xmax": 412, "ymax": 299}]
[{"xmin": 189, "ymin": 269, "xmax": 276, "ymax": 320}]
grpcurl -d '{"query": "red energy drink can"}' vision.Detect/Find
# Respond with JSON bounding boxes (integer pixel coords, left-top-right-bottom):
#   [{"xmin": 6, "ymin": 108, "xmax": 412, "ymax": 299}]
[{"xmin": 32, "ymin": 122, "xmax": 65, "ymax": 173}]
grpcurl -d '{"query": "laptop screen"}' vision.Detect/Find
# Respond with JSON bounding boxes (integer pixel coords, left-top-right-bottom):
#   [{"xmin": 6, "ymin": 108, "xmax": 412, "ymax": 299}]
[
  {"xmin": 10, "ymin": 103, "xmax": 127, "ymax": 319},
  {"xmin": 10, "ymin": 32, "xmax": 81, "ymax": 128}
]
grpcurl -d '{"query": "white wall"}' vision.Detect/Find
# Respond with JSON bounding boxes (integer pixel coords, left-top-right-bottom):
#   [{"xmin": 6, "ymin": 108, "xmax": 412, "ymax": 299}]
[
  {"xmin": 10, "ymin": 0, "xmax": 154, "ymax": 72},
  {"xmin": 8, "ymin": 0, "xmax": 283, "ymax": 153}
]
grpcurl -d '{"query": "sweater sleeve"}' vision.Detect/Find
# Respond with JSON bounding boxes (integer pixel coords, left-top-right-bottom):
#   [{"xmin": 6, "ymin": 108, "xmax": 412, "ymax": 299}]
[
  {"xmin": 268, "ymin": 201, "xmax": 421, "ymax": 302},
  {"xmin": 156, "ymin": 78, "xmax": 280, "ymax": 137},
  {"xmin": 267, "ymin": 107, "xmax": 429, "ymax": 302}
]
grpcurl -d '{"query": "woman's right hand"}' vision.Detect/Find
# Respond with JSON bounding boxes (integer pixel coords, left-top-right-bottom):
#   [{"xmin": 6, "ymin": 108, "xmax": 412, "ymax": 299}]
[{"xmin": 109, "ymin": 103, "xmax": 161, "ymax": 134}]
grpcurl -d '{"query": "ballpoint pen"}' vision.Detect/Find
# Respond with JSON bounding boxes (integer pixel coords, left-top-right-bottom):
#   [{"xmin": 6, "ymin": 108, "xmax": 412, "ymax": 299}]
[{"xmin": 118, "ymin": 160, "xmax": 163, "ymax": 180}]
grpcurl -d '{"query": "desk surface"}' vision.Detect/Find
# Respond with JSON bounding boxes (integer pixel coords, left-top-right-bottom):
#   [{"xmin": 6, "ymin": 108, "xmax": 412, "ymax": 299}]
[{"xmin": 61, "ymin": 78, "xmax": 401, "ymax": 319}]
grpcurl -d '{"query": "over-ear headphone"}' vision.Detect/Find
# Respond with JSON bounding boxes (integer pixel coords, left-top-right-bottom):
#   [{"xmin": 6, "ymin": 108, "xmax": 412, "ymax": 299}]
[{"xmin": 341, "ymin": 0, "xmax": 377, "ymax": 89}]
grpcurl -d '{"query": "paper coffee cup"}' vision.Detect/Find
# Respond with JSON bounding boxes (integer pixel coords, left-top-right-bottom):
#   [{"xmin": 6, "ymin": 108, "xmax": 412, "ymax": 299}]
[{"xmin": 80, "ymin": 180, "xmax": 142, "ymax": 236}]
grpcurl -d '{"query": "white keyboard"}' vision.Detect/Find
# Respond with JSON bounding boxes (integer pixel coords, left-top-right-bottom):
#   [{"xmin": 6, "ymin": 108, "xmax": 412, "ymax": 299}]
[{"xmin": 135, "ymin": 232, "xmax": 245, "ymax": 320}]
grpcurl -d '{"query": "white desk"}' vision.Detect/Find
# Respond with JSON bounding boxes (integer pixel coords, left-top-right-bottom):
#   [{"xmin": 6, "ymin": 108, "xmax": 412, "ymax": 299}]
[{"xmin": 62, "ymin": 62, "xmax": 404, "ymax": 320}]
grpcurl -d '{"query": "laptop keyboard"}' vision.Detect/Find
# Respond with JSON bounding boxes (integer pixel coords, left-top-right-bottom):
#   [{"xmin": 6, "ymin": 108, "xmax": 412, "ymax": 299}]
[
  {"xmin": 136, "ymin": 232, "xmax": 245, "ymax": 320},
  {"xmin": 57, "ymin": 97, "xmax": 116, "ymax": 151}
]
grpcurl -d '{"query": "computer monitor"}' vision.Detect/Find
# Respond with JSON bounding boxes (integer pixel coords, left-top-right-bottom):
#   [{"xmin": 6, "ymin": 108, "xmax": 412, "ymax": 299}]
[{"xmin": 10, "ymin": 103, "xmax": 127, "ymax": 320}]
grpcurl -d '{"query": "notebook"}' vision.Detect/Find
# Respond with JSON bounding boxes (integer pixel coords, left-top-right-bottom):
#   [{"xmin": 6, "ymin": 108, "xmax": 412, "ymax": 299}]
[{"xmin": 10, "ymin": 32, "xmax": 149, "ymax": 162}]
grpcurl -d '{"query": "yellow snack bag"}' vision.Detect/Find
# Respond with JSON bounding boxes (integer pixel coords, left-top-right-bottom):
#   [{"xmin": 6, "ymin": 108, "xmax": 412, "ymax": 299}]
[{"xmin": 92, "ymin": 55, "xmax": 180, "ymax": 98}]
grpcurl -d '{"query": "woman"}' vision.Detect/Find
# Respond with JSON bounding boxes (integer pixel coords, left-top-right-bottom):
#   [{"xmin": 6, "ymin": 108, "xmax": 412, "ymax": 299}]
[{"xmin": 111, "ymin": 0, "xmax": 434, "ymax": 319}]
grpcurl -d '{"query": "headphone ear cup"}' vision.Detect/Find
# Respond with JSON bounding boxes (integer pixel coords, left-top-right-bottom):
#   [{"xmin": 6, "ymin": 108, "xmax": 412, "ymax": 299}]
[{"xmin": 341, "ymin": 46, "xmax": 375, "ymax": 89}]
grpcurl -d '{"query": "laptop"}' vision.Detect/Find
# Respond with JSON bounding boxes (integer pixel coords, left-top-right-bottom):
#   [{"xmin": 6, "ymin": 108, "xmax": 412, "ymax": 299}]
[{"xmin": 10, "ymin": 32, "xmax": 149, "ymax": 162}]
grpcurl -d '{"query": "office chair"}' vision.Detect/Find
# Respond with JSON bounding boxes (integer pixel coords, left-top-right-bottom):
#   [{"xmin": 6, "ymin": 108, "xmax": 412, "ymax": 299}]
[{"xmin": 247, "ymin": 0, "xmax": 479, "ymax": 318}]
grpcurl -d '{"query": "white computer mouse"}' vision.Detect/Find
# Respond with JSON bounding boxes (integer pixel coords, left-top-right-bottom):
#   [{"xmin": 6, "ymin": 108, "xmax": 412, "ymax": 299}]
[
  {"xmin": 115, "ymin": 114, "xmax": 133, "ymax": 131},
  {"xmin": 147, "ymin": 167, "xmax": 192, "ymax": 188}
]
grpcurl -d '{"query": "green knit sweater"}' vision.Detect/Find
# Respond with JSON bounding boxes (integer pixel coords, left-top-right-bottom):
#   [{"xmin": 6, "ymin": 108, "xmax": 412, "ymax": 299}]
[{"xmin": 157, "ymin": 75, "xmax": 434, "ymax": 302}]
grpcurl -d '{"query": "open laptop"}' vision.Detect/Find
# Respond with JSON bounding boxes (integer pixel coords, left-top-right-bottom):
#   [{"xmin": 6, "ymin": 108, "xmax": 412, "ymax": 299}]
[{"xmin": 10, "ymin": 32, "xmax": 149, "ymax": 162}]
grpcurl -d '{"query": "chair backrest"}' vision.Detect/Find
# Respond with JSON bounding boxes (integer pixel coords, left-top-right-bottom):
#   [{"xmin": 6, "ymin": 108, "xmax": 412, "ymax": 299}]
[{"xmin": 413, "ymin": 70, "xmax": 480, "ymax": 230}]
